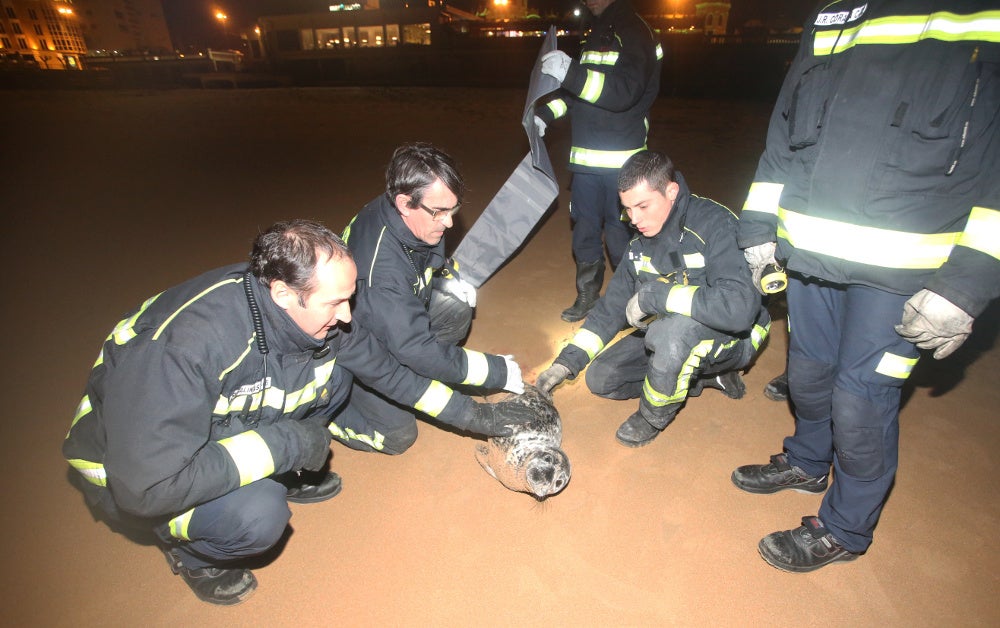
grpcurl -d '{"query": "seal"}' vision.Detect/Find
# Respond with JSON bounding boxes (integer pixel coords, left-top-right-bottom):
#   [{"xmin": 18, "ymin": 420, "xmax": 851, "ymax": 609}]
[{"xmin": 475, "ymin": 384, "xmax": 571, "ymax": 499}]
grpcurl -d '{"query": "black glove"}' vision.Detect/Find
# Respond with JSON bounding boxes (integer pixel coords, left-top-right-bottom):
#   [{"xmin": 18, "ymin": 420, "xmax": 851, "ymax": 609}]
[
  {"xmin": 465, "ymin": 400, "xmax": 536, "ymax": 437},
  {"xmin": 287, "ymin": 421, "xmax": 332, "ymax": 471},
  {"xmin": 536, "ymin": 363, "xmax": 571, "ymax": 393}
]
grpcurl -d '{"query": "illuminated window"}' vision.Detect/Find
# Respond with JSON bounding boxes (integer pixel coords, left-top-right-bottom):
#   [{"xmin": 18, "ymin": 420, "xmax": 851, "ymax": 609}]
[
  {"xmin": 357, "ymin": 25, "xmax": 384, "ymax": 47},
  {"xmin": 385, "ymin": 24, "xmax": 399, "ymax": 45},
  {"xmin": 401, "ymin": 23, "xmax": 431, "ymax": 45},
  {"xmin": 316, "ymin": 28, "xmax": 343, "ymax": 48}
]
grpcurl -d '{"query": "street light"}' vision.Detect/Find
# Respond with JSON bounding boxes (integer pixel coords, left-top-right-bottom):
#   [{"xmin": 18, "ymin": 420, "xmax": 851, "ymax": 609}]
[{"xmin": 215, "ymin": 10, "xmax": 229, "ymax": 48}]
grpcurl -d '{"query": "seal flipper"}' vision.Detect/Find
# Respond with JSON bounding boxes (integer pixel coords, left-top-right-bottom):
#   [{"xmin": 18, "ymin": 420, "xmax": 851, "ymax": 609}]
[{"xmin": 475, "ymin": 443, "xmax": 500, "ymax": 481}]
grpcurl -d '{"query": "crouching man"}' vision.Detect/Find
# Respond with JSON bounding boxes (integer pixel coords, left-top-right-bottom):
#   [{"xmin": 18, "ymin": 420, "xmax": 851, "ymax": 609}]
[{"xmin": 537, "ymin": 151, "xmax": 770, "ymax": 446}]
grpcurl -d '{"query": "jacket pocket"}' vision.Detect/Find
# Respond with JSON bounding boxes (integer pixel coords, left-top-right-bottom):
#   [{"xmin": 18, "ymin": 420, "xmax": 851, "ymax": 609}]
[{"xmin": 786, "ymin": 62, "xmax": 833, "ymax": 148}]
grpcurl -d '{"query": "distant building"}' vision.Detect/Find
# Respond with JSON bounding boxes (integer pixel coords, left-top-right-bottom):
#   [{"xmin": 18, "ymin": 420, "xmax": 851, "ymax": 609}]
[
  {"xmin": 0, "ymin": 0, "xmax": 87, "ymax": 69},
  {"xmin": 75, "ymin": 0, "xmax": 173, "ymax": 56},
  {"xmin": 696, "ymin": 1, "xmax": 729, "ymax": 36}
]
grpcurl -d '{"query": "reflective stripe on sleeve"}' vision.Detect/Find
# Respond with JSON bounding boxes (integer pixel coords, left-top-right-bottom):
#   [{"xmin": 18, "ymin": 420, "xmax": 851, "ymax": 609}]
[
  {"xmin": 67, "ymin": 459, "xmax": 107, "ymax": 486},
  {"xmin": 683, "ymin": 253, "xmax": 705, "ymax": 268},
  {"xmin": 569, "ymin": 328, "xmax": 604, "ymax": 361},
  {"xmin": 580, "ymin": 69, "xmax": 605, "ymax": 103},
  {"xmin": 655, "ymin": 43, "xmax": 664, "ymax": 60},
  {"xmin": 875, "ymin": 352, "xmax": 919, "ymax": 379},
  {"xmin": 70, "ymin": 395, "xmax": 92, "ymax": 430},
  {"xmin": 957, "ymin": 207, "xmax": 1000, "ymax": 261},
  {"xmin": 168, "ymin": 509, "xmax": 195, "ymax": 541},
  {"xmin": 815, "ymin": 11, "xmax": 1000, "ymax": 56},
  {"xmin": 751, "ymin": 322, "xmax": 771, "ymax": 351},
  {"xmin": 778, "ymin": 208, "xmax": 959, "ymax": 269},
  {"xmin": 414, "ymin": 380, "xmax": 454, "ymax": 417},
  {"xmin": 546, "ymin": 98, "xmax": 568, "ymax": 118},
  {"xmin": 581, "ymin": 50, "xmax": 619, "ymax": 65},
  {"xmin": 217, "ymin": 431, "xmax": 275, "ymax": 487},
  {"xmin": 666, "ymin": 285, "xmax": 699, "ymax": 316},
  {"xmin": 462, "ymin": 349, "xmax": 490, "ymax": 386},
  {"xmin": 110, "ymin": 293, "xmax": 160, "ymax": 345},
  {"xmin": 742, "ymin": 182, "xmax": 782, "ymax": 217},
  {"xmin": 328, "ymin": 422, "xmax": 386, "ymax": 451}
]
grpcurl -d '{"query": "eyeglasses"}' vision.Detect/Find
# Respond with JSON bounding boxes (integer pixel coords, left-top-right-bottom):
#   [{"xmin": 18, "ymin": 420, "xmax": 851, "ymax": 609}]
[{"xmin": 416, "ymin": 200, "xmax": 461, "ymax": 222}]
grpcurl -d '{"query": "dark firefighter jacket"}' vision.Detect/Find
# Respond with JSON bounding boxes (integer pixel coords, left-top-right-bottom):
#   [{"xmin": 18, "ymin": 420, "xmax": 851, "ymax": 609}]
[
  {"xmin": 63, "ymin": 264, "xmax": 476, "ymax": 519},
  {"xmin": 554, "ymin": 173, "xmax": 771, "ymax": 375},
  {"xmin": 535, "ymin": 0, "xmax": 663, "ymax": 174},
  {"xmin": 342, "ymin": 194, "xmax": 510, "ymax": 389},
  {"xmin": 738, "ymin": 0, "xmax": 1000, "ymax": 318}
]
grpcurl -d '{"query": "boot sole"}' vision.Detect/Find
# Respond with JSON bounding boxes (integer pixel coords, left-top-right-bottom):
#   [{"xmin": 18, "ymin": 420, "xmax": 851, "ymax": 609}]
[
  {"xmin": 615, "ymin": 433, "xmax": 657, "ymax": 448},
  {"xmin": 757, "ymin": 541, "xmax": 860, "ymax": 573},
  {"xmin": 287, "ymin": 481, "xmax": 343, "ymax": 504},
  {"xmin": 763, "ymin": 388, "xmax": 789, "ymax": 402}
]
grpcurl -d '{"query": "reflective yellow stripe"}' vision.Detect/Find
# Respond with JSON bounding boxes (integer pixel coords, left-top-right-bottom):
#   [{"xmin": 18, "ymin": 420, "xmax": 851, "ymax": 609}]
[
  {"xmin": 644, "ymin": 340, "xmax": 713, "ymax": 406},
  {"xmin": 875, "ymin": 352, "xmax": 919, "ymax": 379},
  {"xmin": 220, "ymin": 336, "xmax": 255, "ymax": 381},
  {"xmin": 93, "ymin": 347, "xmax": 105, "ymax": 368},
  {"xmin": 814, "ymin": 11, "xmax": 1000, "ymax": 56},
  {"xmin": 958, "ymin": 207, "xmax": 1000, "ymax": 261},
  {"xmin": 569, "ymin": 328, "xmax": 605, "ymax": 361},
  {"xmin": 110, "ymin": 293, "xmax": 160, "ymax": 345},
  {"xmin": 414, "ymin": 380, "xmax": 454, "ymax": 417},
  {"xmin": 461, "ymin": 349, "xmax": 489, "ymax": 386},
  {"xmin": 570, "ymin": 146, "xmax": 643, "ymax": 169},
  {"xmin": 546, "ymin": 98, "xmax": 568, "ymax": 118},
  {"xmin": 683, "ymin": 253, "xmax": 705, "ymax": 268},
  {"xmin": 666, "ymin": 285, "xmax": 698, "ymax": 316},
  {"xmin": 655, "ymin": 43, "xmax": 664, "ymax": 60},
  {"xmin": 751, "ymin": 322, "xmax": 771, "ymax": 351},
  {"xmin": 169, "ymin": 509, "xmax": 195, "ymax": 541},
  {"xmin": 328, "ymin": 422, "xmax": 386, "ymax": 451},
  {"xmin": 218, "ymin": 431, "xmax": 275, "ymax": 487},
  {"xmin": 580, "ymin": 69, "xmax": 605, "ymax": 103},
  {"xmin": 70, "ymin": 395, "xmax": 92, "ymax": 430},
  {"xmin": 632, "ymin": 253, "xmax": 658, "ymax": 275},
  {"xmin": 742, "ymin": 182, "xmax": 782, "ymax": 217},
  {"xmin": 581, "ymin": 50, "xmax": 619, "ymax": 65},
  {"xmin": 154, "ymin": 278, "xmax": 241, "ymax": 341},
  {"xmin": 341, "ymin": 214, "xmax": 357, "ymax": 243},
  {"xmin": 67, "ymin": 459, "xmax": 107, "ymax": 486},
  {"xmin": 778, "ymin": 208, "xmax": 959, "ymax": 269},
  {"xmin": 284, "ymin": 360, "xmax": 335, "ymax": 412},
  {"xmin": 714, "ymin": 338, "xmax": 739, "ymax": 358}
]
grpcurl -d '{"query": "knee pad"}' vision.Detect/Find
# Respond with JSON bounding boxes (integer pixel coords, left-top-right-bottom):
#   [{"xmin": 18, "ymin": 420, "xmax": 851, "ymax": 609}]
[
  {"xmin": 381, "ymin": 422, "xmax": 419, "ymax": 455},
  {"xmin": 831, "ymin": 387, "xmax": 886, "ymax": 479},
  {"xmin": 428, "ymin": 290, "xmax": 473, "ymax": 345}
]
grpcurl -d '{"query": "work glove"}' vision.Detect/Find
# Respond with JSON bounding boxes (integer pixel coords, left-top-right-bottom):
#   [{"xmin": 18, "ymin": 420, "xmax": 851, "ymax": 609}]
[
  {"xmin": 626, "ymin": 279, "xmax": 673, "ymax": 329},
  {"xmin": 438, "ymin": 259, "xmax": 477, "ymax": 308},
  {"xmin": 536, "ymin": 363, "xmax": 571, "ymax": 393},
  {"xmin": 534, "ymin": 115, "xmax": 547, "ymax": 137},
  {"xmin": 744, "ymin": 241, "xmax": 778, "ymax": 296},
  {"xmin": 287, "ymin": 421, "xmax": 332, "ymax": 472},
  {"xmin": 540, "ymin": 50, "xmax": 572, "ymax": 83},
  {"xmin": 895, "ymin": 289, "xmax": 974, "ymax": 359},
  {"xmin": 502, "ymin": 355, "xmax": 525, "ymax": 394},
  {"xmin": 465, "ymin": 400, "xmax": 536, "ymax": 437}
]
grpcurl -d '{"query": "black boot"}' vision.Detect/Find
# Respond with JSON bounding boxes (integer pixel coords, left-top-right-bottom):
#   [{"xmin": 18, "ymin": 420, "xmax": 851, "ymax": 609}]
[
  {"xmin": 163, "ymin": 547, "xmax": 257, "ymax": 605},
  {"xmin": 561, "ymin": 260, "xmax": 605, "ymax": 322},
  {"xmin": 763, "ymin": 371, "xmax": 789, "ymax": 402}
]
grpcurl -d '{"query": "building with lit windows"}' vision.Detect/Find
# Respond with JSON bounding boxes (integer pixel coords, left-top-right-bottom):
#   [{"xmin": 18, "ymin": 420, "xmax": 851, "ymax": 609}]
[{"xmin": 0, "ymin": 0, "xmax": 86, "ymax": 69}]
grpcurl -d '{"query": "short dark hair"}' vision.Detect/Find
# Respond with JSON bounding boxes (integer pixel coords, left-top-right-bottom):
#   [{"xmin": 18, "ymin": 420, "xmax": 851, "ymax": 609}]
[
  {"xmin": 385, "ymin": 142, "xmax": 465, "ymax": 207},
  {"xmin": 249, "ymin": 219, "xmax": 352, "ymax": 297},
  {"xmin": 618, "ymin": 150, "xmax": 676, "ymax": 195}
]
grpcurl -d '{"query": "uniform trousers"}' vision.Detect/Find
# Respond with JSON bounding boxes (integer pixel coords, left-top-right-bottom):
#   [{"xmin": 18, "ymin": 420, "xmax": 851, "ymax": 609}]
[
  {"xmin": 783, "ymin": 275, "xmax": 918, "ymax": 553},
  {"xmin": 570, "ymin": 171, "xmax": 632, "ymax": 268},
  {"xmin": 586, "ymin": 313, "xmax": 761, "ymax": 428}
]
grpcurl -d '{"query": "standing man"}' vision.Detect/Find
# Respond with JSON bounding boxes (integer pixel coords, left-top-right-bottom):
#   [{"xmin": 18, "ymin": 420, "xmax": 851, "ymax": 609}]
[
  {"xmin": 734, "ymin": 2, "xmax": 999, "ymax": 572},
  {"xmin": 536, "ymin": 151, "xmax": 770, "ymax": 446},
  {"xmin": 63, "ymin": 220, "xmax": 533, "ymax": 605},
  {"xmin": 534, "ymin": 0, "xmax": 662, "ymax": 322},
  {"xmin": 336, "ymin": 143, "xmax": 524, "ymax": 455}
]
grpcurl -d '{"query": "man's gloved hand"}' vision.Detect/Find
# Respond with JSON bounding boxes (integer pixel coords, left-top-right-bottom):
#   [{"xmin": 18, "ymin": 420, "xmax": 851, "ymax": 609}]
[
  {"xmin": 541, "ymin": 50, "xmax": 572, "ymax": 83},
  {"xmin": 465, "ymin": 400, "xmax": 536, "ymax": 437},
  {"xmin": 534, "ymin": 115, "xmax": 547, "ymax": 138},
  {"xmin": 625, "ymin": 292, "xmax": 650, "ymax": 330},
  {"xmin": 536, "ymin": 363, "xmax": 571, "ymax": 393},
  {"xmin": 501, "ymin": 355, "xmax": 525, "ymax": 394},
  {"xmin": 895, "ymin": 289, "xmax": 974, "ymax": 359},
  {"xmin": 287, "ymin": 421, "xmax": 332, "ymax": 471},
  {"xmin": 744, "ymin": 242, "xmax": 778, "ymax": 296}
]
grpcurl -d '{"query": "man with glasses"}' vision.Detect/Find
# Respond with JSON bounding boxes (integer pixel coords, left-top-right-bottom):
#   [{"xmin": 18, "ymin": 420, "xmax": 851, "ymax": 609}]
[
  {"xmin": 537, "ymin": 150, "xmax": 770, "ymax": 448},
  {"xmin": 336, "ymin": 143, "xmax": 525, "ymax": 454}
]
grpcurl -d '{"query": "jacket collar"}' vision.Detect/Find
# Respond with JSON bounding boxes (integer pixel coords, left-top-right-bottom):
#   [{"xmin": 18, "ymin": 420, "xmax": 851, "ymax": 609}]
[{"xmin": 376, "ymin": 193, "xmax": 438, "ymax": 253}]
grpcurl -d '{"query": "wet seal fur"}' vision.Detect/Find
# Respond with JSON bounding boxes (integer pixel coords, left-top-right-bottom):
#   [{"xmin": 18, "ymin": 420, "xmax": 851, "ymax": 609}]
[{"xmin": 475, "ymin": 384, "xmax": 570, "ymax": 499}]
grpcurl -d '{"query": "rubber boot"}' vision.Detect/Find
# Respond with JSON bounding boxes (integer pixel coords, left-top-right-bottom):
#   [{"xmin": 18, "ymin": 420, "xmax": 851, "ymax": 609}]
[{"xmin": 561, "ymin": 260, "xmax": 605, "ymax": 322}]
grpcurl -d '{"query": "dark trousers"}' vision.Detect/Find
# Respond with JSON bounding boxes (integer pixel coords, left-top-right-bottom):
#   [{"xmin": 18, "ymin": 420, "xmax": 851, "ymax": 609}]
[
  {"xmin": 586, "ymin": 313, "xmax": 762, "ymax": 428},
  {"xmin": 81, "ymin": 477, "xmax": 291, "ymax": 570},
  {"xmin": 784, "ymin": 276, "xmax": 918, "ymax": 553},
  {"xmin": 330, "ymin": 289, "xmax": 473, "ymax": 454},
  {"xmin": 570, "ymin": 171, "xmax": 632, "ymax": 268}
]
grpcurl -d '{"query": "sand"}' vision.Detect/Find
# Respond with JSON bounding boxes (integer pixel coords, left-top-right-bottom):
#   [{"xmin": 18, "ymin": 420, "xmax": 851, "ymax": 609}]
[{"xmin": 2, "ymin": 87, "xmax": 997, "ymax": 626}]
